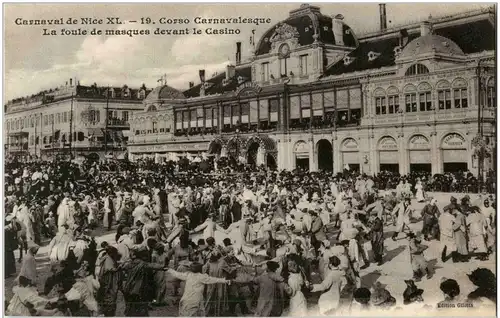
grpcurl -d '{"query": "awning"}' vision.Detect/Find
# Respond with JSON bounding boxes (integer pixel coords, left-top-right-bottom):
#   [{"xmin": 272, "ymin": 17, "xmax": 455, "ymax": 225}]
[
  {"xmin": 7, "ymin": 131, "xmax": 29, "ymax": 137},
  {"xmin": 87, "ymin": 128, "xmax": 104, "ymax": 137}
]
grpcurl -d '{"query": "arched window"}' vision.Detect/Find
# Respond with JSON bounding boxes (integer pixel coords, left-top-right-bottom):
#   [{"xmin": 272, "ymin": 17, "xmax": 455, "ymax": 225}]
[
  {"xmin": 405, "ymin": 64, "xmax": 429, "ymax": 76},
  {"xmin": 147, "ymin": 105, "xmax": 157, "ymax": 112}
]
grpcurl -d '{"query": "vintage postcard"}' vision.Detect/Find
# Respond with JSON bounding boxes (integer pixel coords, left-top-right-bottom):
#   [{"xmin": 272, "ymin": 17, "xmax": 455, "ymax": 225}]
[{"xmin": 3, "ymin": 2, "xmax": 496, "ymax": 317}]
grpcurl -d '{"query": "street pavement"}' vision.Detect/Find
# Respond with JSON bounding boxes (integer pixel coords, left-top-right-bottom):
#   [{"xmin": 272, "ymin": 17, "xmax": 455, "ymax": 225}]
[{"xmin": 18, "ymin": 192, "xmax": 497, "ymax": 316}]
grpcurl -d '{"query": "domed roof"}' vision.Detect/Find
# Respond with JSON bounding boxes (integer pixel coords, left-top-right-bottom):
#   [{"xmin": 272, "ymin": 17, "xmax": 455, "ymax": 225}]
[
  {"xmin": 400, "ymin": 34, "xmax": 465, "ymax": 59},
  {"xmin": 145, "ymin": 85, "xmax": 186, "ymax": 101},
  {"xmin": 255, "ymin": 4, "xmax": 358, "ymax": 56}
]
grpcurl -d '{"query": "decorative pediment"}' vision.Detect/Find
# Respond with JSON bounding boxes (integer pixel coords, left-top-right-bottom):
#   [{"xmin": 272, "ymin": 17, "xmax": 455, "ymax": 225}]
[{"xmin": 270, "ymin": 23, "xmax": 300, "ymax": 44}]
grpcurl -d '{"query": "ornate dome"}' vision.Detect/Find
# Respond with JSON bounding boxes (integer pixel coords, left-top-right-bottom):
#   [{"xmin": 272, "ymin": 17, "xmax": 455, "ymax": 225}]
[
  {"xmin": 399, "ymin": 34, "xmax": 465, "ymax": 59},
  {"xmin": 145, "ymin": 85, "xmax": 186, "ymax": 102},
  {"xmin": 255, "ymin": 4, "xmax": 358, "ymax": 56}
]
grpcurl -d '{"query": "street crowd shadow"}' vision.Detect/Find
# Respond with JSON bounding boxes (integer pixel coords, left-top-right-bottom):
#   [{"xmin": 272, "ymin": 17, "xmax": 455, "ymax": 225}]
[
  {"xmin": 361, "ymin": 270, "xmax": 382, "ymax": 288},
  {"xmin": 427, "ymin": 258, "xmax": 441, "ymax": 277},
  {"xmin": 384, "ymin": 245, "xmax": 406, "ymax": 263}
]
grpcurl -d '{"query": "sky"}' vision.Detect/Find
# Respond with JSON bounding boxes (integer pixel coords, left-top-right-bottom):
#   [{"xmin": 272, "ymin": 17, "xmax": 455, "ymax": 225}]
[{"xmin": 3, "ymin": 2, "xmax": 490, "ymax": 102}]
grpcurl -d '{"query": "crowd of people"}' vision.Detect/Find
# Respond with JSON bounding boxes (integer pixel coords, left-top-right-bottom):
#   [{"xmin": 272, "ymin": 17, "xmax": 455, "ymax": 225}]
[{"xmin": 4, "ymin": 156, "xmax": 497, "ymax": 317}]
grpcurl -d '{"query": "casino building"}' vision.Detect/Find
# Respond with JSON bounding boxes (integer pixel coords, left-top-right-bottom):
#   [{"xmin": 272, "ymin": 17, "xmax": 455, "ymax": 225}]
[
  {"xmin": 4, "ymin": 80, "xmax": 151, "ymax": 160},
  {"xmin": 128, "ymin": 4, "xmax": 496, "ymax": 176}
]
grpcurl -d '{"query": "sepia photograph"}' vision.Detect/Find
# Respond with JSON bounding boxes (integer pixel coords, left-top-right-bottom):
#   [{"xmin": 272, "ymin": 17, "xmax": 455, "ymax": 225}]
[{"xmin": 3, "ymin": 2, "xmax": 497, "ymax": 317}]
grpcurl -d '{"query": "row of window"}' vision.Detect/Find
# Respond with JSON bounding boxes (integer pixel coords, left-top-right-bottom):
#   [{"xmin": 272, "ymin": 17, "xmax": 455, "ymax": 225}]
[
  {"xmin": 375, "ymin": 88, "xmax": 470, "ymax": 115},
  {"xmin": 260, "ymin": 54, "xmax": 309, "ymax": 82},
  {"xmin": 6, "ymin": 110, "xmax": 130, "ymax": 131},
  {"xmin": 374, "ymin": 83, "xmax": 495, "ymax": 115}
]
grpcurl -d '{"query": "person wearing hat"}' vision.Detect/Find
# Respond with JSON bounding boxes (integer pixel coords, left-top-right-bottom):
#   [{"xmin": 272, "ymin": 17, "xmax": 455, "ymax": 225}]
[
  {"xmin": 421, "ymin": 198, "xmax": 440, "ymax": 241},
  {"xmin": 391, "ymin": 197, "xmax": 414, "ymax": 241},
  {"xmin": 120, "ymin": 248, "xmax": 169, "ymax": 317},
  {"xmin": 443, "ymin": 196, "xmax": 459, "ymax": 215},
  {"xmin": 466, "ymin": 206, "xmax": 489, "ymax": 261},
  {"xmin": 451, "ymin": 207, "xmax": 469, "ymax": 262},
  {"xmin": 368, "ymin": 211, "xmax": 384, "ymax": 266},
  {"xmin": 370, "ymin": 282, "xmax": 396, "ymax": 310},
  {"xmin": 402, "ymin": 280, "xmax": 425, "ymax": 308},
  {"xmin": 6, "ymin": 275, "xmax": 52, "ymax": 316},
  {"xmin": 235, "ymin": 260, "xmax": 285, "ymax": 317},
  {"xmin": 407, "ymin": 232, "xmax": 431, "ymax": 281},
  {"xmin": 17, "ymin": 242, "xmax": 40, "ymax": 286},
  {"xmin": 310, "ymin": 256, "xmax": 345, "ymax": 315},
  {"xmin": 5, "ymin": 215, "xmax": 19, "ymax": 278},
  {"xmin": 166, "ymin": 262, "xmax": 230, "ymax": 317},
  {"xmin": 480, "ymin": 198, "xmax": 496, "ymax": 253},
  {"xmin": 190, "ymin": 212, "xmax": 221, "ymax": 241}
]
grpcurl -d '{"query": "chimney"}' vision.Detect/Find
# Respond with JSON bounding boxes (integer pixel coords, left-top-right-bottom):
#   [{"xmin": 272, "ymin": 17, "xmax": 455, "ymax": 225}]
[
  {"xmin": 420, "ymin": 21, "xmax": 431, "ymax": 36},
  {"xmin": 189, "ymin": 82, "xmax": 194, "ymax": 88},
  {"xmin": 236, "ymin": 42, "xmax": 242, "ymax": 64},
  {"xmin": 226, "ymin": 64, "xmax": 236, "ymax": 80},
  {"xmin": 199, "ymin": 69, "xmax": 206, "ymax": 97},
  {"xmin": 69, "ymin": 78, "xmax": 73, "ymax": 86},
  {"xmin": 379, "ymin": 4, "xmax": 387, "ymax": 31},
  {"xmin": 399, "ymin": 28, "xmax": 409, "ymax": 47}
]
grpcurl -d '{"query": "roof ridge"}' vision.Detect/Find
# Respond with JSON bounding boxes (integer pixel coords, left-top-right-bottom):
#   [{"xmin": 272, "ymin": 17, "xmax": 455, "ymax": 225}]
[{"xmin": 357, "ymin": 5, "xmax": 493, "ymax": 39}]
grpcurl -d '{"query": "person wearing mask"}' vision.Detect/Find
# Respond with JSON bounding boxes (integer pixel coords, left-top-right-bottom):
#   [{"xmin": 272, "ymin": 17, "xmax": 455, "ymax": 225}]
[
  {"xmin": 421, "ymin": 198, "xmax": 440, "ymax": 241},
  {"xmin": 310, "ymin": 256, "xmax": 346, "ymax": 315}
]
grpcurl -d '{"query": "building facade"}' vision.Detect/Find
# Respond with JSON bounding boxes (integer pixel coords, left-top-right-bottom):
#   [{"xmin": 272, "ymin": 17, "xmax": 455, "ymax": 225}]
[
  {"xmin": 128, "ymin": 4, "xmax": 496, "ymax": 176},
  {"xmin": 4, "ymin": 80, "xmax": 151, "ymax": 160}
]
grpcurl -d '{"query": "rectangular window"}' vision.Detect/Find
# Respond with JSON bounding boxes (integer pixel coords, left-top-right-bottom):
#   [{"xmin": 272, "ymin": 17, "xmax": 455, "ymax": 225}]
[
  {"xmin": 454, "ymin": 88, "xmax": 468, "ymax": 108},
  {"xmin": 388, "ymin": 95, "xmax": 399, "ymax": 114},
  {"xmin": 280, "ymin": 58, "xmax": 288, "ymax": 77},
  {"xmin": 299, "ymin": 54, "xmax": 308, "ymax": 76},
  {"xmin": 241, "ymin": 103, "xmax": 250, "ymax": 116},
  {"xmin": 44, "ymin": 115, "xmax": 48, "ymax": 126},
  {"xmin": 438, "ymin": 90, "xmax": 452, "ymax": 110},
  {"xmin": 213, "ymin": 107, "xmax": 218, "ymax": 127},
  {"xmin": 183, "ymin": 110, "xmax": 190, "ymax": 129},
  {"xmin": 122, "ymin": 111, "xmax": 129, "ymax": 122},
  {"xmin": 63, "ymin": 112, "xmax": 68, "ymax": 123},
  {"xmin": 231, "ymin": 104, "xmax": 240, "ymax": 117},
  {"xmin": 50, "ymin": 114, "xmax": 54, "ymax": 124},
  {"xmin": 405, "ymin": 93, "xmax": 417, "ymax": 113},
  {"xmin": 56, "ymin": 113, "xmax": 60, "ymax": 124},
  {"xmin": 375, "ymin": 97, "xmax": 387, "ymax": 115},
  {"xmin": 487, "ymin": 87, "xmax": 496, "ymax": 107},
  {"xmin": 269, "ymin": 98, "xmax": 279, "ymax": 113},
  {"xmin": 419, "ymin": 92, "xmax": 432, "ymax": 111},
  {"xmin": 261, "ymin": 62, "xmax": 269, "ymax": 82}
]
